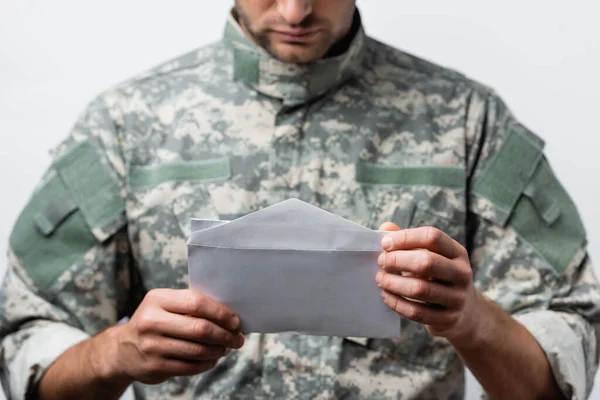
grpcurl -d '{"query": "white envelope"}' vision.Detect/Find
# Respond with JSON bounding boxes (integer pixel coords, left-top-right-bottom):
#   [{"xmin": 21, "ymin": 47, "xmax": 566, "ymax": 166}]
[{"xmin": 186, "ymin": 198, "xmax": 401, "ymax": 338}]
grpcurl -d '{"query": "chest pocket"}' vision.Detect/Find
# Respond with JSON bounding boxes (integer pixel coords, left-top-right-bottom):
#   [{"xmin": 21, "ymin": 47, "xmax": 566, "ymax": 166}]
[
  {"xmin": 356, "ymin": 161, "xmax": 467, "ymax": 244},
  {"xmin": 127, "ymin": 158, "xmax": 231, "ymax": 290},
  {"xmin": 129, "ymin": 157, "xmax": 231, "ymax": 228},
  {"xmin": 349, "ymin": 161, "xmax": 467, "ymax": 370}
]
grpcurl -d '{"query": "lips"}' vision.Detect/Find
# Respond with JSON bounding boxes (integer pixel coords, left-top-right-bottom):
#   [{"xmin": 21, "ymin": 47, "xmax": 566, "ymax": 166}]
[{"xmin": 272, "ymin": 29, "xmax": 320, "ymax": 42}]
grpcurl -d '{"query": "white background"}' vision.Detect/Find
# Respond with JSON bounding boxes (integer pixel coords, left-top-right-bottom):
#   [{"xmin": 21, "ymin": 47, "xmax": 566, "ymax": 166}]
[{"xmin": 0, "ymin": 1, "xmax": 598, "ymax": 398}]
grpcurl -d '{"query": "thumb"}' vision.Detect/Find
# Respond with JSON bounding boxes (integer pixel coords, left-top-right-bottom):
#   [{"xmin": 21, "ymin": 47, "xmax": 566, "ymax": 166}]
[
  {"xmin": 378, "ymin": 222, "xmax": 401, "ymax": 232},
  {"xmin": 377, "ymin": 222, "xmax": 415, "ymax": 278}
]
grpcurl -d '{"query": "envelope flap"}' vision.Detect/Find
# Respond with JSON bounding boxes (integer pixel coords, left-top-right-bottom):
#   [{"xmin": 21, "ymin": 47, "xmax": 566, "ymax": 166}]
[
  {"xmin": 187, "ymin": 199, "xmax": 383, "ymax": 251},
  {"xmin": 191, "ymin": 219, "xmax": 229, "ymax": 233}
]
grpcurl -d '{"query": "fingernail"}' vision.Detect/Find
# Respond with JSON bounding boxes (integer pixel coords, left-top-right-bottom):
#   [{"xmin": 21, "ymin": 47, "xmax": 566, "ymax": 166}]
[
  {"xmin": 377, "ymin": 252, "xmax": 385, "ymax": 267},
  {"xmin": 382, "ymin": 236, "xmax": 393, "ymax": 250},
  {"xmin": 381, "ymin": 291, "xmax": 388, "ymax": 300},
  {"xmin": 224, "ymin": 348, "xmax": 231, "ymax": 356},
  {"xmin": 230, "ymin": 315, "xmax": 240, "ymax": 330},
  {"xmin": 375, "ymin": 270, "xmax": 383, "ymax": 286}
]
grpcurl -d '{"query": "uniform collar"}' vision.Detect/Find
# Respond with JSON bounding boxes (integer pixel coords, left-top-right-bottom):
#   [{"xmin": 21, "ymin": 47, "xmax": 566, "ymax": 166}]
[{"xmin": 223, "ymin": 10, "xmax": 366, "ymax": 106}]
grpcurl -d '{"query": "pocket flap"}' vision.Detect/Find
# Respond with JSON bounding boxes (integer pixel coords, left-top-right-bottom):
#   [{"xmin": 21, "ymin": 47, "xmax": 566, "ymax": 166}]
[
  {"xmin": 130, "ymin": 157, "xmax": 231, "ymax": 188},
  {"xmin": 33, "ymin": 194, "xmax": 78, "ymax": 236},
  {"xmin": 356, "ymin": 162, "xmax": 464, "ymax": 188}
]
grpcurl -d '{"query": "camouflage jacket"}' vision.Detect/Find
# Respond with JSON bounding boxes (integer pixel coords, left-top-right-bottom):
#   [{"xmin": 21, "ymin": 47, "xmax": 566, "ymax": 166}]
[{"xmin": 1, "ymin": 11, "xmax": 599, "ymax": 400}]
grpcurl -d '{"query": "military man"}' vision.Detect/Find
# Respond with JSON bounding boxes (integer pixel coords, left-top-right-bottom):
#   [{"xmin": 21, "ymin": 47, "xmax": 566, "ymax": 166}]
[{"xmin": 1, "ymin": 0, "xmax": 599, "ymax": 399}]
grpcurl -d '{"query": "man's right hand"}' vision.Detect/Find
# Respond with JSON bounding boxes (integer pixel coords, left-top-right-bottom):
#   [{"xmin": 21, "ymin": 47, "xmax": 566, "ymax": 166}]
[{"xmin": 100, "ymin": 289, "xmax": 244, "ymax": 385}]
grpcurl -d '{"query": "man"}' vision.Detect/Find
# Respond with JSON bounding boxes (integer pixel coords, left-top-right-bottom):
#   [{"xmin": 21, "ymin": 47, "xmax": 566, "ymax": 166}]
[{"xmin": 1, "ymin": 0, "xmax": 598, "ymax": 399}]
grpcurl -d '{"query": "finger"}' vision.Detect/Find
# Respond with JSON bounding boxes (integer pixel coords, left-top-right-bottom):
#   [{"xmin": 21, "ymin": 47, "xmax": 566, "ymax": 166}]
[
  {"xmin": 378, "ymin": 222, "xmax": 401, "ymax": 231},
  {"xmin": 147, "ymin": 336, "xmax": 228, "ymax": 362},
  {"xmin": 381, "ymin": 227, "xmax": 464, "ymax": 259},
  {"xmin": 136, "ymin": 311, "xmax": 244, "ymax": 349},
  {"xmin": 150, "ymin": 289, "xmax": 240, "ymax": 331},
  {"xmin": 381, "ymin": 290, "xmax": 459, "ymax": 327},
  {"xmin": 377, "ymin": 223, "xmax": 418, "ymax": 279},
  {"xmin": 377, "ymin": 249, "xmax": 471, "ymax": 286},
  {"xmin": 376, "ymin": 272, "xmax": 465, "ymax": 309}
]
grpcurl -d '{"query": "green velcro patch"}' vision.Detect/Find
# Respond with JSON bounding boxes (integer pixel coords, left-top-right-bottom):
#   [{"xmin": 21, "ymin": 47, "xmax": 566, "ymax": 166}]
[
  {"xmin": 508, "ymin": 158, "xmax": 586, "ymax": 275},
  {"xmin": 53, "ymin": 141, "xmax": 125, "ymax": 242},
  {"xmin": 129, "ymin": 157, "xmax": 231, "ymax": 188},
  {"xmin": 9, "ymin": 172, "xmax": 97, "ymax": 290},
  {"xmin": 473, "ymin": 126, "xmax": 544, "ymax": 226},
  {"xmin": 355, "ymin": 162, "xmax": 464, "ymax": 188}
]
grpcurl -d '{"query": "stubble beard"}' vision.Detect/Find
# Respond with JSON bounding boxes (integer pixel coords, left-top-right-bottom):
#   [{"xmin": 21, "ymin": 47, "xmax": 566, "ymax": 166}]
[{"xmin": 234, "ymin": 6, "xmax": 337, "ymax": 64}]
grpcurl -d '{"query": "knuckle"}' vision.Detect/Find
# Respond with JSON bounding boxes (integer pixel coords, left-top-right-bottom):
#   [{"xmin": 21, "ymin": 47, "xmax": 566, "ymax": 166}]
[
  {"xmin": 145, "ymin": 288, "xmax": 167, "ymax": 304},
  {"xmin": 457, "ymin": 265, "xmax": 473, "ymax": 286},
  {"xmin": 411, "ymin": 280, "xmax": 429, "ymax": 298},
  {"xmin": 145, "ymin": 289, "xmax": 159, "ymax": 301},
  {"xmin": 406, "ymin": 305, "xmax": 424, "ymax": 322},
  {"xmin": 191, "ymin": 320, "xmax": 211, "ymax": 338},
  {"xmin": 424, "ymin": 227, "xmax": 442, "ymax": 246},
  {"xmin": 225, "ymin": 331, "xmax": 238, "ymax": 346},
  {"xmin": 419, "ymin": 250, "xmax": 435, "ymax": 274},
  {"xmin": 136, "ymin": 313, "xmax": 157, "ymax": 333},
  {"xmin": 186, "ymin": 292, "xmax": 203, "ymax": 312},
  {"xmin": 138, "ymin": 337, "xmax": 157, "ymax": 354}
]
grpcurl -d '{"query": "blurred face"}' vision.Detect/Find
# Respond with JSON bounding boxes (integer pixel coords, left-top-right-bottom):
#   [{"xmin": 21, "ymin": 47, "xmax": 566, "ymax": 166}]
[{"xmin": 234, "ymin": 0, "xmax": 356, "ymax": 64}]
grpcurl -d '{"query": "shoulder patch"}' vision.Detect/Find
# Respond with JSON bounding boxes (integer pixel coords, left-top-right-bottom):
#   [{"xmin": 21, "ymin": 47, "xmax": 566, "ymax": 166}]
[
  {"xmin": 9, "ymin": 140, "xmax": 127, "ymax": 290},
  {"xmin": 9, "ymin": 172, "xmax": 97, "ymax": 290}
]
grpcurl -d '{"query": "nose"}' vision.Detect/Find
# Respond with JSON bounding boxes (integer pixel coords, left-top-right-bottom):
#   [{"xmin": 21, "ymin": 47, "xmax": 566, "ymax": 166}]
[{"xmin": 276, "ymin": 0, "xmax": 313, "ymax": 25}]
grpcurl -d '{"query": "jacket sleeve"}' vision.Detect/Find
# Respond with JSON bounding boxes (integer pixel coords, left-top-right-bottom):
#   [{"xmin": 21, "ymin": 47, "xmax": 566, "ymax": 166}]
[
  {"xmin": 465, "ymin": 89, "xmax": 600, "ymax": 400},
  {"xmin": 0, "ymin": 95, "xmax": 140, "ymax": 399}
]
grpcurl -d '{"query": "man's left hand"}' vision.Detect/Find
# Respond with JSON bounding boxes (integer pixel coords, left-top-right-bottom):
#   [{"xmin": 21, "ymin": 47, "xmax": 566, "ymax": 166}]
[{"xmin": 376, "ymin": 222, "xmax": 483, "ymax": 343}]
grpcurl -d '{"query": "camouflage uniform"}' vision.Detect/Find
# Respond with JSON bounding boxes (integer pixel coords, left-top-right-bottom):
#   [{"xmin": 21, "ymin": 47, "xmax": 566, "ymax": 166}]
[{"xmin": 1, "ymin": 11, "xmax": 599, "ymax": 400}]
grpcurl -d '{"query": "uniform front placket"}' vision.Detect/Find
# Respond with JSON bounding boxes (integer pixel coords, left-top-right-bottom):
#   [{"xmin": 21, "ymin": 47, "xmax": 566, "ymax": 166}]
[{"xmin": 269, "ymin": 103, "xmax": 307, "ymax": 201}]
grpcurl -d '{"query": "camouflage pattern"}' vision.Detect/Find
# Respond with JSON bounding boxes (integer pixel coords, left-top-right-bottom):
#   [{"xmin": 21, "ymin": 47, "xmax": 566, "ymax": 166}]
[{"xmin": 1, "ymin": 10, "xmax": 599, "ymax": 400}]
